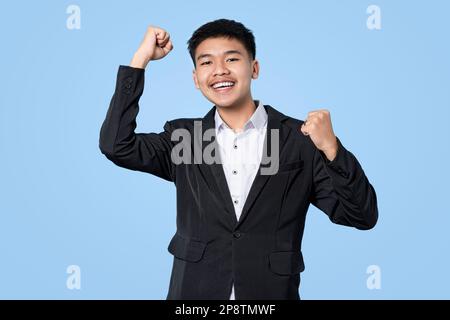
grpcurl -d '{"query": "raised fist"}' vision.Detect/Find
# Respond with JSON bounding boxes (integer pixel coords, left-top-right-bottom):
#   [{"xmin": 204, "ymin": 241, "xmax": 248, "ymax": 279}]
[{"xmin": 131, "ymin": 25, "xmax": 173, "ymax": 68}]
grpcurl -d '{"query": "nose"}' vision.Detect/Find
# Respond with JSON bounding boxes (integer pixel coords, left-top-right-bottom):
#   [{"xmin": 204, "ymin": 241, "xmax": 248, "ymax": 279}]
[{"xmin": 213, "ymin": 60, "xmax": 230, "ymax": 76}]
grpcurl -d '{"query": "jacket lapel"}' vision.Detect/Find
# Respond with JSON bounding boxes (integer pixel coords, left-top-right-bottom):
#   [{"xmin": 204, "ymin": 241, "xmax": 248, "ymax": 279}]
[
  {"xmin": 236, "ymin": 105, "xmax": 291, "ymax": 229},
  {"xmin": 200, "ymin": 106, "xmax": 239, "ymax": 227},
  {"xmin": 199, "ymin": 104, "xmax": 292, "ymax": 230}
]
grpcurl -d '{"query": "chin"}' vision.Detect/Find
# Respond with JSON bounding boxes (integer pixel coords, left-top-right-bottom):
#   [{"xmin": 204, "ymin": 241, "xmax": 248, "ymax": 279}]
[
  {"xmin": 208, "ymin": 95, "xmax": 242, "ymax": 109},
  {"xmin": 215, "ymin": 101, "xmax": 235, "ymax": 108}
]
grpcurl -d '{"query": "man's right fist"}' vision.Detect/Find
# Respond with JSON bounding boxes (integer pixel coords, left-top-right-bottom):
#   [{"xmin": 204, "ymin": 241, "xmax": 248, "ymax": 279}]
[{"xmin": 130, "ymin": 26, "xmax": 173, "ymax": 69}]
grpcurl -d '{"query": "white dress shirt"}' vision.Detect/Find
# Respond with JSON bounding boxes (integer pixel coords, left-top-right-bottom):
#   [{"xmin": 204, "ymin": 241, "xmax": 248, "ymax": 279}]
[{"xmin": 214, "ymin": 100, "xmax": 268, "ymax": 300}]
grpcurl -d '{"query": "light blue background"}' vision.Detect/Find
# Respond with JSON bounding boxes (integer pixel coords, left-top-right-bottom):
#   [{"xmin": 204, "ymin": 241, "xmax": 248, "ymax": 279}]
[{"xmin": 1, "ymin": 0, "xmax": 449, "ymax": 299}]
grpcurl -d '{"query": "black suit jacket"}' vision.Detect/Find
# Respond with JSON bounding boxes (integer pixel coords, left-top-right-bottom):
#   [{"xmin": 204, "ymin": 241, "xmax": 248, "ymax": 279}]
[{"xmin": 99, "ymin": 65, "xmax": 378, "ymax": 300}]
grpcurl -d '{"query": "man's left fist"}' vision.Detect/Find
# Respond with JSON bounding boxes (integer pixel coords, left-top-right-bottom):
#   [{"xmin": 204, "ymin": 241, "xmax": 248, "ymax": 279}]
[{"xmin": 300, "ymin": 109, "xmax": 338, "ymax": 161}]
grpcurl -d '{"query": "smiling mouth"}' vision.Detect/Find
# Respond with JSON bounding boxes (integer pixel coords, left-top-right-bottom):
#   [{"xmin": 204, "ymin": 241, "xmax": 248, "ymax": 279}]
[{"xmin": 211, "ymin": 81, "xmax": 236, "ymax": 93}]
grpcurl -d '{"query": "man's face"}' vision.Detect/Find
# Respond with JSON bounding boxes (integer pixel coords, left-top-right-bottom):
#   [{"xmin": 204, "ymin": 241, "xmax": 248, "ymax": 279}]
[{"xmin": 192, "ymin": 37, "xmax": 259, "ymax": 108}]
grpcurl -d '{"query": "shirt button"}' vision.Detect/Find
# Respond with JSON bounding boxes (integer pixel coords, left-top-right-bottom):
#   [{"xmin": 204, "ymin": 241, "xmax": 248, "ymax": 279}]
[
  {"xmin": 232, "ymin": 170, "xmax": 238, "ymax": 175},
  {"xmin": 233, "ymin": 199, "xmax": 239, "ymax": 205},
  {"xmin": 233, "ymin": 144, "xmax": 238, "ymax": 149}
]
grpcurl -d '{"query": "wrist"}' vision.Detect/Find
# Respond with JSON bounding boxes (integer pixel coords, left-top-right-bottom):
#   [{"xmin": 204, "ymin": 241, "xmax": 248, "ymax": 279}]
[
  {"xmin": 130, "ymin": 52, "xmax": 150, "ymax": 69},
  {"xmin": 323, "ymin": 148, "xmax": 338, "ymax": 162},
  {"xmin": 321, "ymin": 138, "xmax": 338, "ymax": 162}
]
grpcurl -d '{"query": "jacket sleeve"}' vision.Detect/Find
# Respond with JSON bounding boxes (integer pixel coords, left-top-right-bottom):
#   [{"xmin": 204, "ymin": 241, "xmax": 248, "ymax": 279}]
[
  {"xmin": 309, "ymin": 137, "xmax": 378, "ymax": 230},
  {"xmin": 99, "ymin": 65, "xmax": 176, "ymax": 182}
]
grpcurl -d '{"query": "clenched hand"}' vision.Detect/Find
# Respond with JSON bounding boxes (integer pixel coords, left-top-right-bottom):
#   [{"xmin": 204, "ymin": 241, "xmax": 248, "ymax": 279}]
[
  {"xmin": 300, "ymin": 109, "xmax": 338, "ymax": 161},
  {"xmin": 130, "ymin": 25, "xmax": 173, "ymax": 69}
]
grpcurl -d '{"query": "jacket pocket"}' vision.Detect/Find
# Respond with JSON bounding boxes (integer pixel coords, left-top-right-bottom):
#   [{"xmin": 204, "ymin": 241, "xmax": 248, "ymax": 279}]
[
  {"xmin": 167, "ymin": 233, "xmax": 207, "ymax": 262},
  {"xmin": 268, "ymin": 251, "xmax": 305, "ymax": 275},
  {"xmin": 277, "ymin": 160, "xmax": 304, "ymax": 173}
]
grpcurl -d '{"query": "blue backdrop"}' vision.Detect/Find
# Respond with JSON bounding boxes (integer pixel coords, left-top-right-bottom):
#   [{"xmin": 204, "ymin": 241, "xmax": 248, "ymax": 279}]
[{"xmin": 1, "ymin": 0, "xmax": 449, "ymax": 299}]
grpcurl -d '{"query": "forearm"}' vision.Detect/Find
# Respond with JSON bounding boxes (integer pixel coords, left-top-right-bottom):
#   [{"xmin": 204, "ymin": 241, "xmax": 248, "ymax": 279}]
[
  {"xmin": 99, "ymin": 65, "xmax": 145, "ymax": 158},
  {"xmin": 314, "ymin": 138, "xmax": 379, "ymax": 229}
]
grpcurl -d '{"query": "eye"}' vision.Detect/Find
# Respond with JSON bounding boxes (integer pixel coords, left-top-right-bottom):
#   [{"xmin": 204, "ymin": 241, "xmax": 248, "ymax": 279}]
[
  {"xmin": 227, "ymin": 58, "xmax": 239, "ymax": 62},
  {"xmin": 200, "ymin": 61, "xmax": 211, "ymax": 66}
]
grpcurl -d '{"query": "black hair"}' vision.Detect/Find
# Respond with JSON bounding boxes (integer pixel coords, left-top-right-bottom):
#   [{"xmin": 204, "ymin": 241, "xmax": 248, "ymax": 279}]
[{"xmin": 187, "ymin": 19, "xmax": 256, "ymax": 67}]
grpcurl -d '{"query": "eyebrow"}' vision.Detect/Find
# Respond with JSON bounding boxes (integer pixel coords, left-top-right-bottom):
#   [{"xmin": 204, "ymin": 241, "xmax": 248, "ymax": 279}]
[{"xmin": 196, "ymin": 50, "xmax": 243, "ymax": 61}]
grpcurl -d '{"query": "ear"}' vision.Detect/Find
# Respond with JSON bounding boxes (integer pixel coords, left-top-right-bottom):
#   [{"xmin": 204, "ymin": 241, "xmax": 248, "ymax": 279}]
[
  {"xmin": 251, "ymin": 59, "xmax": 260, "ymax": 80},
  {"xmin": 192, "ymin": 69, "xmax": 200, "ymax": 89}
]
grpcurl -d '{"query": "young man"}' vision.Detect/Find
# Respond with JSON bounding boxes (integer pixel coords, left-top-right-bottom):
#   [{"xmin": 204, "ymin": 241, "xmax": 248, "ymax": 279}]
[{"xmin": 99, "ymin": 19, "xmax": 378, "ymax": 300}]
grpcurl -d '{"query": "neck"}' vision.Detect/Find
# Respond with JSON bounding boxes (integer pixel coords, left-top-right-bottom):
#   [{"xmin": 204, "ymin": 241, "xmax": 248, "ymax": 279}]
[{"xmin": 216, "ymin": 97, "xmax": 257, "ymax": 132}]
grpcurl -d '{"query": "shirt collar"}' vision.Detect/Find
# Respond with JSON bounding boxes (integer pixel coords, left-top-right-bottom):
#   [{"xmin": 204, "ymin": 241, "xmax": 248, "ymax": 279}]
[{"xmin": 214, "ymin": 100, "xmax": 267, "ymax": 132}]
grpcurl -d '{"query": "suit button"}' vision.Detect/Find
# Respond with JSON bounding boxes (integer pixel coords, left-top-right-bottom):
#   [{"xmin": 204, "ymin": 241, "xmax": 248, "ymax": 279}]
[{"xmin": 233, "ymin": 232, "xmax": 241, "ymax": 239}]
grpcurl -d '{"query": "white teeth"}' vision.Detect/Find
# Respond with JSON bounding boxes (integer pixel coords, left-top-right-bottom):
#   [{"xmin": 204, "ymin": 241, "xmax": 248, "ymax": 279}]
[{"xmin": 212, "ymin": 81, "xmax": 235, "ymax": 89}]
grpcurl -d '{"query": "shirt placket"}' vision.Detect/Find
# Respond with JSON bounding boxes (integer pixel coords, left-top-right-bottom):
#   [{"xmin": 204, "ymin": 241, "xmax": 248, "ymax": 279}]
[{"xmin": 229, "ymin": 132, "xmax": 243, "ymax": 219}]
